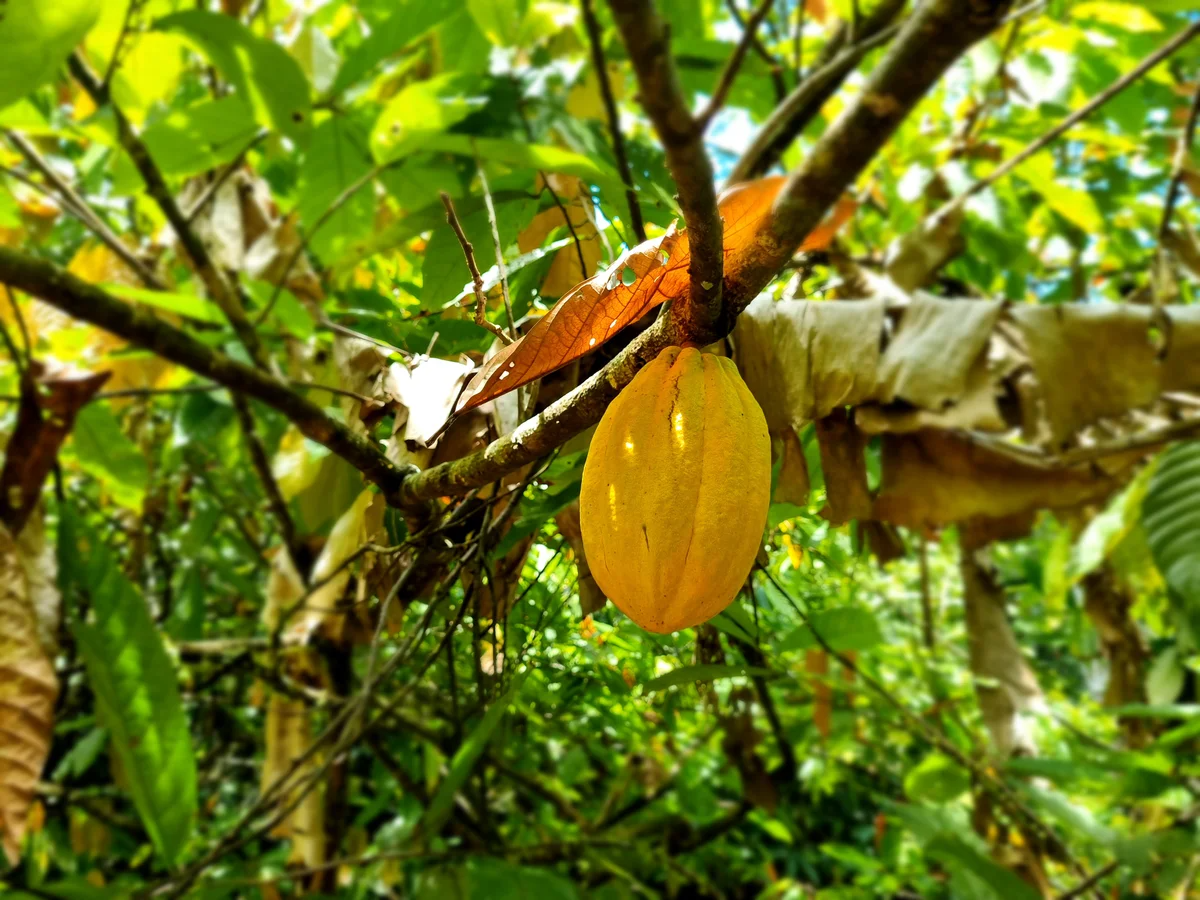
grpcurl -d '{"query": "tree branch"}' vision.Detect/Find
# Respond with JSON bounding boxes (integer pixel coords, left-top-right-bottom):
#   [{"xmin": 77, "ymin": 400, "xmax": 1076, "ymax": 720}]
[
  {"xmin": 0, "ymin": 246, "xmax": 408, "ymax": 502},
  {"xmin": 727, "ymin": 0, "xmax": 907, "ymax": 183},
  {"xmin": 609, "ymin": 0, "xmax": 724, "ymax": 334},
  {"xmin": 697, "ymin": 0, "xmax": 776, "ymax": 130},
  {"xmin": 725, "ymin": 0, "xmax": 1015, "ymax": 312},
  {"xmin": 580, "ymin": 0, "xmax": 648, "ymax": 243}
]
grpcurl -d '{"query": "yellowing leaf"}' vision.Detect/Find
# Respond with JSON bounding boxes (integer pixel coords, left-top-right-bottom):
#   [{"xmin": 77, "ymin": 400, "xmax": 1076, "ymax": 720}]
[{"xmin": 1072, "ymin": 2, "xmax": 1162, "ymax": 32}]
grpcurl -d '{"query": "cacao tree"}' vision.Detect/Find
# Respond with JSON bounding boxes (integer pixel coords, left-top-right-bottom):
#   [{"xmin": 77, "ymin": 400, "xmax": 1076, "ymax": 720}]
[{"xmin": 1, "ymin": 0, "xmax": 1200, "ymax": 897}]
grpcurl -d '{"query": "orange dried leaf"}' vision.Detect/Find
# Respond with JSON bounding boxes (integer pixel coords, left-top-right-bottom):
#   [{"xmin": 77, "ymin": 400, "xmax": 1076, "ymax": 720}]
[
  {"xmin": 455, "ymin": 224, "xmax": 685, "ymax": 413},
  {"xmin": 455, "ymin": 176, "xmax": 843, "ymax": 414}
]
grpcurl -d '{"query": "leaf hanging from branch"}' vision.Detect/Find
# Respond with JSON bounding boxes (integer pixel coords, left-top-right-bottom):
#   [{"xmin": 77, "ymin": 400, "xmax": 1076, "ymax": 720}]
[{"xmin": 453, "ymin": 176, "xmax": 850, "ymax": 416}]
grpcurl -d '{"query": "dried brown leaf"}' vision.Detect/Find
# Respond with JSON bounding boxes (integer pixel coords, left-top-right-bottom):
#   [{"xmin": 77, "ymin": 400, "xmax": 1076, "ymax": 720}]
[
  {"xmin": 815, "ymin": 410, "xmax": 872, "ymax": 525},
  {"xmin": 772, "ymin": 427, "xmax": 811, "ymax": 507},
  {"xmin": 555, "ymin": 502, "xmax": 606, "ymax": 617},
  {"xmin": 0, "ymin": 362, "xmax": 110, "ymax": 534},
  {"xmin": 735, "ymin": 296, "xmax": 886, "ymax": 432},
  {"xmin": 455, "ymin": 176, "xmax": 810, "ymax": 415},
  {"xmin": 871, "ymin": 431, "xmax": 1122, "ymax": 529},
  {"xmin": 0, "ymin": 524, "xmax": 58, "ymax": 865},
  {"xmin": 455, "ymin": 224, "xmax": 685, "ymax": 413},
  {"xmin": 1012, "ymin": 304, "xmax": 1161, "ymax": 446}
]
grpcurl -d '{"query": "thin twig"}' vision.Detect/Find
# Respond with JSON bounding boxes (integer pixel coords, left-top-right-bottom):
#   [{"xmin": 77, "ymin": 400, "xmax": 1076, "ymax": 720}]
[
  {"xmin": 69, "ymin": 53, "xmax": 267, "ymax": 369},
  {"xmin": 699, "ymin": 0, "xmax": 776, "ymax": 129},
  {"xmin": 3, "ymin": 130, "xmax": 166, "ymax": 289},
  {"xmin": 476, "ymin": 160, "xmax": 517, "ymax": 339},
  {"xmin": 439, "ymin": 192, "xmax": 513, "ymax": 346},
  {"xmin": 579, "ymin": 0, "xmax": 648, "ymax": 242},
  {"xmin": 961, "ymin": 21, "xmax": 1200, "ymax": 203},
  {"xmin": 101, "ymin": 0, "xmax": 145, "ymax": 89},
  {"xmin": 542, "ymin": 176, "xmax": 589, "ymax": 277},
  {"xmin": 232, "ymin": 395, "xmax": 305, "ymax": 574},
  {"xmin": 1155, "ymin": 80, "xmax": 1200, "ymax": 298}
]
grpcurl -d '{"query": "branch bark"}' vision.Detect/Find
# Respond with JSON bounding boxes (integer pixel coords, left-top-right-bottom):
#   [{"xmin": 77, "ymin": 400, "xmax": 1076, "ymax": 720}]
[
  {"xmin": 724, "ymin": 0, "xmax": 1014, "ymax": 313},
  {"xmin": 727, "ymin": 0, "xmax": 907, "ymax": 183},
  {"xmin": 609, "ymin": 0, "xmax": 724, "ymax": 334},
  {"xmin": 0, "ymin": 246, "xmax": 408, "ymax": 502}
]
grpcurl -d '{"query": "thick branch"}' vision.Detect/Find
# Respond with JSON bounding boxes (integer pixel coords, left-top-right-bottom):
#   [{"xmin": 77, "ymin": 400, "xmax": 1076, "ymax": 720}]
[
  {"xmin": 725, "ymin": 0, "xmax": 1015, "ymax": 311},
  {"xmin": 727, "ymin": 0, "xmax": 906, "ymax": 184},
  {"xmin": 0, "ymin": 246, "xmax": 407, "ymax": 500},
  {"xmin": 609, "ymin": 0, "xmax": 724, "ymax": 334}
]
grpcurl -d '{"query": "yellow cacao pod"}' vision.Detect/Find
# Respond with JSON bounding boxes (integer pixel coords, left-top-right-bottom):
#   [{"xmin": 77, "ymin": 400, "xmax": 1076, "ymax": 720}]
[{"xmin": 580, "ymin": 346, "xmax": 771, "ymax": 633}]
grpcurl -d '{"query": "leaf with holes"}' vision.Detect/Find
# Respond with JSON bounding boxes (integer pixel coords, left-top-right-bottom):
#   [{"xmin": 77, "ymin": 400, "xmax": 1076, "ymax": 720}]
[
  {"xmin": 454, "ymin": 176, "xmax": 851, "ymax": 415},
  {"xmin": 1143, "ymin": 441, "xmax": 1200, "ymax": 616}
]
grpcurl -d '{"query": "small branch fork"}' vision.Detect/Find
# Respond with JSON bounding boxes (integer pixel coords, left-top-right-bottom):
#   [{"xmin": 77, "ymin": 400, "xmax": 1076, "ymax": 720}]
[{"xmin": 440, "ymin": 192, "xmax": 514, "ymax": 346}]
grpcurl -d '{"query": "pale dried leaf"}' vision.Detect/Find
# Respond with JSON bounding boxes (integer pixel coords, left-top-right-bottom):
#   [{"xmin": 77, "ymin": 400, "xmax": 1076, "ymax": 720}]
[
  {"xmin": 0, "ymin": 524, "xmax": 58, "ymax": 865},
  {"xmin": 875, "ymin": 295, "xmax": 1004, "ymax": 410},
  {"xmin": 858, "ymin": 354, "xmax": 1005, "ymax": 434},
  {"xmin": 288, "ymin": 490, "xmax": 383, "ymax": 645},
  {"xmin": 883, "ymin": 202, "xmax": 965, "ymax": 292},
  {"xmin": 262, "ymin": 691, "xmax": 325, "ymax": 868},
  {"xmin": 735, "ymin": 296, "xmax": 886, "ymax": 432},
  {"xmin": 1162, "ymin": 306, "xmax": 1200, "ymax": 392},
  {"xmin": 961, "ymin": 546, "xmax": 1045, "ymax": 758},
  {"xmin": 872, "ymin": 431, "xmax": 1123, "ymax": 528},
  {"xmin": 385, "ymin": 357, "xmax": 472, "ymax": 448},
  {"xmin": 1012, "ymin": 304, "xmax": 1161, "ymax": 446}
]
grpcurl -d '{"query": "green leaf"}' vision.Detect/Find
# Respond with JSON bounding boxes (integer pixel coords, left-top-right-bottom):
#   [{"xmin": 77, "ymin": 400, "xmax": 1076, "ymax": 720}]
[
  {"xmin": 419, "ymin": 671, "xmax": 527, "ymax": 839},
  {"xmin": 468, "ymin": 0, "xmax": 526, "ymax": 46},
  {"xmin": 156, "ymin": 10, "xmax": 312, "ymax": 141},
  {"xmin": 369, "ymin": 74, "xmax": 486, "ymax": 164},
  {"xmin": 1143, "ymin": 442, "xmax": 1200, "ymax": 614},
  {"xmin": 71, "ymin": 404, "xmax": 149, "ymax": 510},
  {"xmin": 298, "ymin": 116, "xmax": 375, "ymax": 265},
  {"xmin": 379, "ymin": 132, "xmax": 624, "ymax": 194},
  {"xmin": 1072, "ymin": 2, "xmax": 1163, "ymax": 32},
  {"xmin": 641, "ymin": 664, "xmax": 775, "ymax": 692},
  {"xmin": 65, "ymin": 515, "xmax": 198, "ymax": 865},
  {"xmin": 924, "ymin": 835, "xmax": 1042, "ymax": 900},
  {"xmin": 778, "ymin": 606, "xmax": 883, "ymax": 653},
  {"xmin": 331, "ymin": 1, "xmax": 458, "ymax": 95},
  {"xmin": 103, "ymin": 283, "xmax": 226, "ymax": 324},
  {"xmin": 1016, "ymin": 155, "xmax": 1102, "ymax": 233},
  {"xmin": 138, "ymin": 95, "xmax": 260, "ymax": 180},
  {"xmin": 0, "ymin": 0, "xmax": 101, "ymax": 111},
  {"xmin": 904, "ymin": 753, "xmax": 970, "ymax": 804},
  {"xmin": 420, "ymin": 195, "xmax": 537, "ymax": 308}
]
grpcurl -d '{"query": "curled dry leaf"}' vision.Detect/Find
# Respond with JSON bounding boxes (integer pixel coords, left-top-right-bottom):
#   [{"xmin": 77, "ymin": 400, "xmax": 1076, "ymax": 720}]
[
  {"xmin": 0, "ymin": 524, "xmax": 59, "ymax": 865},
  {"xmin": 815, "ymin": 410, "xmax": 872, "ymax": 526},
  {"xmin": 385, "ymin": 357, "xmax": 472, "ymax": 448},
  {"xmin": 0, "ymin": 361, "xmax": 110, "ymax": 534}
]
